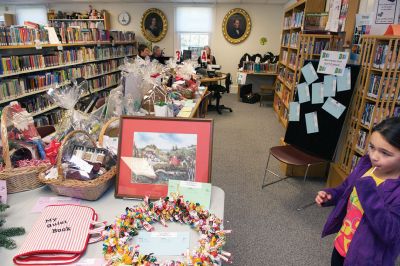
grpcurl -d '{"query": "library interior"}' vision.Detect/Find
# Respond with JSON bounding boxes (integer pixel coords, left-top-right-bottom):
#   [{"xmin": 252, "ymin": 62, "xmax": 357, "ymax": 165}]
[{"xmin": 1, "ymin": 0, "xmax": 400, "ymax": 265}]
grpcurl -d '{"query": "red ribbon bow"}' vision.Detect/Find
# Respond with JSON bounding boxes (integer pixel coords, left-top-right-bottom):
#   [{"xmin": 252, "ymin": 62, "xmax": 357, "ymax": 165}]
[{"xmin": 45, "ymin": 140, "xmax": 61, "ymax": 165}]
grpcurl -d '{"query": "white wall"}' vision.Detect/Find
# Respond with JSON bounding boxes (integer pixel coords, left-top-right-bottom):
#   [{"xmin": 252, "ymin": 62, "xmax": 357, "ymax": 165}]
[{"xmin": 0, "ymin": 3, "xmax": 284, "ymax": 91}]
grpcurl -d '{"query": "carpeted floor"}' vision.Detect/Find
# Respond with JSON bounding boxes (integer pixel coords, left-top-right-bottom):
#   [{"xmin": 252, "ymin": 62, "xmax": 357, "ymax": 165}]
[{"xmin": 206, "ymin": 94, "xmax": 336, "ymax": 266}]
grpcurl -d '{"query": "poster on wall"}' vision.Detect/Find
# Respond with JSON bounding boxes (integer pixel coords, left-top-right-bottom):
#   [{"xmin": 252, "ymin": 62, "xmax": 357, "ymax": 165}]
[{"xmin": 375, "ymin": 0, "xmax": 397, "ymax": 24}]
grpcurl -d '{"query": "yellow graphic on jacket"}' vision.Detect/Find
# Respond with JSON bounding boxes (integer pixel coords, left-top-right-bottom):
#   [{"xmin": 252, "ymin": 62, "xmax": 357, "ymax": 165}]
[{"xmin": 334, "ymin": 168, "xmax": 384, "ymax": 257}]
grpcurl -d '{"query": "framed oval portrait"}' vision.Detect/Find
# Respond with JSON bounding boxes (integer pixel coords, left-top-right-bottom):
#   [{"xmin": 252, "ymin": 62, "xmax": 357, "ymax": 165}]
[
  {"xmin": 223, "ymin": 8, "xmax": 251, "ymax": 44},
  {"xmin": 141, "ymin": 8, "xmax": 168, "ymax": 43}
]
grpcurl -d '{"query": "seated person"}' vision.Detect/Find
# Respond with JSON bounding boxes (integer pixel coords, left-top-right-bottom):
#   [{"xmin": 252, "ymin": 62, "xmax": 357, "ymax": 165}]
[
  {"xmin": 136, "ymin": 44, "xmax": 151, "ymax": 63},
  {"xmin": 150, "ymin": 45, "xmax": 167, "ymax": 65},
  {"xmin": 198, "ymin": 46, "xmax": 216, "ymax": 66}
]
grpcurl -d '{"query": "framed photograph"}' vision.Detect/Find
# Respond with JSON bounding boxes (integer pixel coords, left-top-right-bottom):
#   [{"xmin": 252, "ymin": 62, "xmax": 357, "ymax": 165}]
[
  {"xmin": 115, "ymin": 116, "xmax": 213, "ymax": 199},
  {"xmin": 223, "ymin": 8, "xmax": 251, "ymax": 44},
  {"xmin": 141, "ymin": 8, "xmax": 168, "ymax": 43}
]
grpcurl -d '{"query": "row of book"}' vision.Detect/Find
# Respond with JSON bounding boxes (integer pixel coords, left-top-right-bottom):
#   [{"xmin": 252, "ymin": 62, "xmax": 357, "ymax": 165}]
[
  {"xmin": 0, "ymin": 26, "xmax": 49, "ymax": 46},
  {"xmin": 361, "ymin": 103, "xmax": 400, "ymax": 127},
  {"xmin": 67, "ymin": 59, "xmax": 123, "ymax": 79},
  {"xmin": 59, "ymin": 28, "xmax": 110, "ymax": 43},
  {"xmin": 241, "ymin": 61, "xmax": 277, "ymax": 73},
  {"xmin": 34, "ymin": 109, "xmax": 65, "ymax": 127},
  {"xmin": 373, "ymin": 44, "xmax": 400, "ymax": 70},
  {"xmin": 0, "ymin": 59, "xmax": 124, "ymax": 101},
  {"xmin": 357, "ymin": 130, "xmax": 368, "ymax": 150},
  {"xmin": 290, "ymin": 32, "xmax": 299, "ymax": 48},
  {"xmin": 283, "ymin": 11, "xmax": 304, "ymax": 29},
  {"xmin": 281, "ymin": 50, "xmax": 288, "ymax": 64},
  {"xmin": 282, "ymin": 33, "xmax": 290, "ymax": 47},
  {"xmin": 288, "ymin": 52, "xmax": 297, "ymax": 67},
  {"xmin": 291, "ymin": 11, "xmax": 304, "ymax": 28},
  {"xmin": 49, "ymin": 20, "xmax": 103, "ymax": 29},
  {"xmin": 0, "ymin": 25, "xmax": 135, "ymax": 46},
  {"xmin": 367, "ymin": 74, "xmax": 399, "ymax": 100},
  {"xmin": 0, "ymin": 45, "xmax": 135, "ymax": 75},
  {"xmin": 15, "ymin": 73, "xmax": 120, "ymax": 116},
  {"xmin": 87, "ymin": 72, "xmax": 121, "ymax": 92}
]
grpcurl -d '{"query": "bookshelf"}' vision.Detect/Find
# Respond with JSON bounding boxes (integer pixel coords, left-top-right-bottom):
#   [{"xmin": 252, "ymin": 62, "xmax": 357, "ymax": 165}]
[
  {"xmin": 0, "ymin": 27, "xmax": 137, "ymax": 127},
  {"xmin": 329, "ymin": 35, "xmax": 400, "ymax": 186},
  {"xmin": 274, "ymin": 0, "xmax": 327, "ymax": 128},
  {"xmin": 48, "ymin": 10, "xmax": 110, "ymax": 30}
]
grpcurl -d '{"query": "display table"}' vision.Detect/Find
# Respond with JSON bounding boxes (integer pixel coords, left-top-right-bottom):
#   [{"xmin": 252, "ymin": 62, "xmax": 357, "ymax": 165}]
[
  {"xmin": 200, "ymin": 74, "xmax": 227, "ymax": 85},
  {"xmin": 2, "ymin": 185, "xmax": 225, "ymax": 264},
  {"xmin": 237, "ymin": 71, "xmax": 277, "ymax": 100}
]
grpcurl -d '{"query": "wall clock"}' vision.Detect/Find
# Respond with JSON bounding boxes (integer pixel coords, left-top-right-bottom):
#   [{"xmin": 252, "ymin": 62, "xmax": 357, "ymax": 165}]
[{"xmin": 118, "ymin": 11, "xmax": 130, "ymax": 25}]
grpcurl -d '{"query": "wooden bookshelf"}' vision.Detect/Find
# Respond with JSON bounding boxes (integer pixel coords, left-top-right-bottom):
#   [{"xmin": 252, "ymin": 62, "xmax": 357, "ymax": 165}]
[
  {"xmin": 329, "ymin": 35, "xmax": 400, "ymax": 186},
  {"xmin": 48, "ymin": 10, "xmax": 110, "ymax": 30},
  {"xmin": 0, "ymin": 41, "xmax": 136, "ymax": 50},
  {"xmin": 274, "ymin": 0, "xmax": 359, "ymax": 129},
  {"xmin": 274, "ymin": 0, "xmax": 327, "ymax": 128}
]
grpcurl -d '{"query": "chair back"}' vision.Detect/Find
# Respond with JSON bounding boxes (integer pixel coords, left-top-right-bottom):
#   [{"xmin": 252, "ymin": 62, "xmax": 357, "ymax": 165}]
[{"xmin": 198, "ymin": 91, "xmax": 212, "ymax": 118}]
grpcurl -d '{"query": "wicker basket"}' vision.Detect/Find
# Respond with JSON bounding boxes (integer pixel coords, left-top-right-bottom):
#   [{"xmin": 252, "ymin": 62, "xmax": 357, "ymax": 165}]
[
  {"xmin": 0, "ymin": 106, "xmax": 48, "ymax": 193},
  {"xmin": 39, "ymin": 129, "xmax": 116, "ymax": 201}
]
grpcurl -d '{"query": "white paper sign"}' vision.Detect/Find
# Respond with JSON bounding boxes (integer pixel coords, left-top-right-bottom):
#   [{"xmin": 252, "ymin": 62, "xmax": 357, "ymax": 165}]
[
  {"xmin": 375, "ymin": 0, "xmax": 397, "ymax": 24},
  {"xmin": 317, "ymin": 50, "xmax": 349, "ymax": 76}
]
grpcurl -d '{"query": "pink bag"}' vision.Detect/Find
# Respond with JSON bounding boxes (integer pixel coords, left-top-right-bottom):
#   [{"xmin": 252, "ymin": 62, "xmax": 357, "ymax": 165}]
[{"xmin": 13, "ymin": 204, "xmax": 104, "ymax": 265}]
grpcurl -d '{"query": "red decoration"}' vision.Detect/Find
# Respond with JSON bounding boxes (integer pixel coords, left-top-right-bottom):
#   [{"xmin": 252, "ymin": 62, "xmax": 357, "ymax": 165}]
[{"xmin": 44, "ymin": 140, "xmax": 61, "ymax": 165}]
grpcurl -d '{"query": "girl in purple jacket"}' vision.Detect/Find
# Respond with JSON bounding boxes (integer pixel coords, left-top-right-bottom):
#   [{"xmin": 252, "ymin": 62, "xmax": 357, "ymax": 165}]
[{"xmin": 316, "ymin": 117, "xmax": 400, "ymax": 266}]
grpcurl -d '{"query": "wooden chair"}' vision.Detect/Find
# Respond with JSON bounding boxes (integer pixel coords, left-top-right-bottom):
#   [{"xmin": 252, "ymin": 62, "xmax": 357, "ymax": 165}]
[{"xmin": 261, "ymin": 145, "xmax": 328, "ymax": 210}]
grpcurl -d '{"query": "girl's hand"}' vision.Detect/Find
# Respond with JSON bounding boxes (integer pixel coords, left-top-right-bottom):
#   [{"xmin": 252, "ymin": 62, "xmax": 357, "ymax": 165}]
[{"xmin": 315, "ymin": 191, "xmax": 332, "ymax": 206}]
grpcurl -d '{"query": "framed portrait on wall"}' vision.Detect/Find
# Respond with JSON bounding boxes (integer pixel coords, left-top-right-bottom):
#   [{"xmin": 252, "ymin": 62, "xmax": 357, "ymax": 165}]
[
  {"xmin": 115, "ymin": 116, "xmax": 213, "ymax": 199},
  {"xmin": 141, "ymin": 8, "xmax": 168, "ymax": 43},
  {"xmin": 223, "ymin": 8, "xmax": 251, "ymax": 44}
]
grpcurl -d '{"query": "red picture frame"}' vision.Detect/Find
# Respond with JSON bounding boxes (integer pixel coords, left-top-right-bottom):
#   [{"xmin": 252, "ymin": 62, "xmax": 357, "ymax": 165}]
[{"xmin": 115, "ymin": 116, "xmax": 213, "ymax": 199}]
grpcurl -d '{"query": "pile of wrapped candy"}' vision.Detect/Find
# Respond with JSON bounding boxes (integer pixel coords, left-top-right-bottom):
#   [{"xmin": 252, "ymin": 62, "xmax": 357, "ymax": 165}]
[{"xmin": 102, "ymin": 195, "xmax": 232, "ymax": 266}]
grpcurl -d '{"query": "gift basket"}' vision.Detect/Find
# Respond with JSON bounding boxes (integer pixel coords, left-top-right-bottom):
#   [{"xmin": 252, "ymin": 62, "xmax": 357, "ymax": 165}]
[
  {"xmin": 38, "ymin": 130, "xmax": 116, "ymax": 200},
  {"xmin": 0, "ymin": 104, "xmax": 50, "ymax": 193}
]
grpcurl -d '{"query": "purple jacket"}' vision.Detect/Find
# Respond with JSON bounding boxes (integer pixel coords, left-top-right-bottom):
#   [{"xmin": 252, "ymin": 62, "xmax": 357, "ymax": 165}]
[{"xmin": 322, "ymin": 155, "xmax": 400, "ymax": 266}]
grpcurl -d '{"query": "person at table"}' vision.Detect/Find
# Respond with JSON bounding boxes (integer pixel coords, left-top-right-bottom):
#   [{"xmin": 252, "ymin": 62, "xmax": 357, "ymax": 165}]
[
  {"xmin": 136, "ymin": 44, "xmax": 151, "ymax": 64},
  {"xmin": 198, "ymin": 46, "xmax": 216, "ymax": 66},
  {"xmin": 151, "ymin": 45, "xmax": 167, "ymax": 65}
]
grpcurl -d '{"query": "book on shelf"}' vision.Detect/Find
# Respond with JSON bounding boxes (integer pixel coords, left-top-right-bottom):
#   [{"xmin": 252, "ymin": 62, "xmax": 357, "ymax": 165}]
[
  {"xmin": 282, "ymin": 33, "xmax": 290, "ymax": 46},
  {"xmin": 0, "ymin": 45, "xmax": 135, "ymax": 75},
  {"xmin": 367, "ymin": 74, "xmax": 399, "ymax": 100},
  {"xmin": 357, "ymin": 130, "xmax": 367, "ymax": 150},
  {"xmin": 0, "ymin": 26, "xmax": 49, "ymax": 46},
  {"xmin": 291, "ymin": 11, "xmax": 304, "ymax": 28},
  {"xmin": 283, "ymin": 16, "xmax": 291, "ymax": 29},
  {"xmin": 289, "ymin": 32, "xmax": 299, "ymax": 48},
  {"xmin": 350, "ymin": 154, "xmax": 361, "ymax": 172},
  {"xmin": 304, "ymin": 13, "xmax": 328, "ymax": 31},
  {"xmin": 34, "ymin": 109, "xmax": 65, "ymax": 127},
  {"xmin": 241, "ymin": 61, "xmax": 277, "ymax": 73},
  {"xmin": 373, "ymin": 44, "xmax": 400, "ymax": 70}
]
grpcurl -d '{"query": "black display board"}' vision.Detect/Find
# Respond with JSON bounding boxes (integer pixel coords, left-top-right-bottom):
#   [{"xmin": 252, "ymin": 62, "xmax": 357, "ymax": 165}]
[{"xmin": 284, "ymin": 60, "xmax": 360, "ymax": 161}]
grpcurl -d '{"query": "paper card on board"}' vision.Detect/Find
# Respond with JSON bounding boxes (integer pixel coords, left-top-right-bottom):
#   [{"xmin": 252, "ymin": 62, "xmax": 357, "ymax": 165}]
[
  {"xmin": 301, "ymin": 62, "xmax": 319, "ymax": 84},
  {"xmin": 337, "ymin": 68, "xmax": 351, "ymax": 92},
  {"xmin": 305, "ymin": 112, "xmax": 319, "ymax": 134},
  {"xmin": 322, "ymin": 97, "xmax": 346, "ymax": 119},
  {"xmin": 288, "ymin": 102, "xmax": 300, "ymax": 122},
  {"xmin": 297, "ymin": 82, "xmax": 310, "ymax": 103},
  {"xmin": 168, "ymin": 180, "xmax": 212, "ymax": 210},
  {"xmin": 323, "ymin": 75, "xmax": 336, "ymax": 97},
  {"xmin": 317, "ymin": 50, "xmax": 349, "ymax": 76},
  {"xmin": 311, "ymin": 83, "xmax": 324, "ymax": 104}
]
